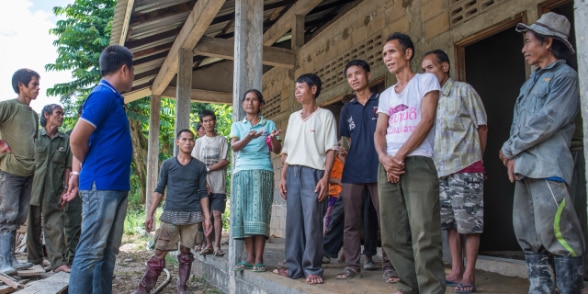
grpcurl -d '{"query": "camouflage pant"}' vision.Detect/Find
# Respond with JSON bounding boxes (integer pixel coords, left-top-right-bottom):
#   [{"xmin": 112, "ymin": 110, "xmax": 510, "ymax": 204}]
[{"xmin": 439, "ymin": 172, "xmax": 484, "ymax": 234}]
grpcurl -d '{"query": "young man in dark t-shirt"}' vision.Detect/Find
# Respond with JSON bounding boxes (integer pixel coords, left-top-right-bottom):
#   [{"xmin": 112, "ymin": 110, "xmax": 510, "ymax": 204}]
[{"xmin": 134, "ymin": 129, "xmax": 212, "ymax": 294}]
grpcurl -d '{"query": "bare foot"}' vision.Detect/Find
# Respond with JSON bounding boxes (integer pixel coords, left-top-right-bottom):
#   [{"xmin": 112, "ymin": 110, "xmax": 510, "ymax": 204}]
[
  {"xmin": 272, "ymin": 268, "xmax": 289, "ymax": 277},
  {"xmin": 53, "ymin": 264, "xmax": 71, "ymax": 273},
  {"xmin": 306, "ymin": 274, "xmax": 323, "ymax": 284}
]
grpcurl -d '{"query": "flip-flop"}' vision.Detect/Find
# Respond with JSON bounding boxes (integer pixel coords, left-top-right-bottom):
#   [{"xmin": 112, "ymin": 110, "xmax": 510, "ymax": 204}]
[
  {"xmin": 233, "ymin": 261, "xmax": 253, "ymax": 271},
  {"xmin": 200, "ymin": 247, "xmax": 213, "ymax": 255},
  {"xmin": 446, "ymin": 279, "xmax": 459, "ymax": 287},
  {"xmin": 336, "ymin": 267, "xmax": 360, "ymax": 279},
  {"xmin": 213, "ymin": 249, "xmax": 225, "ymax": 257},
  {"xmin": 252, "ymin": 263, "xmax": 266, "ymax": 272},
  {"xmin": 455, "ymin": 282, "xmax": 477, "ymax": 293}
]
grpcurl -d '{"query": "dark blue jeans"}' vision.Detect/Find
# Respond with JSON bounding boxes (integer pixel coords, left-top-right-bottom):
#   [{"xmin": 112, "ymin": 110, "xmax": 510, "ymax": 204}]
[{"xmin": 68, "ymin": 185, "xmax": 128, "ymax": 294}]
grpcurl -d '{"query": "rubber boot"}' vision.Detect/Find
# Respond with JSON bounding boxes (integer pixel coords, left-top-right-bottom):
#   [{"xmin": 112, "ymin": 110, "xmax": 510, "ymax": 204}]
[
  {"xmin": 8, "ymin": 231, "xmax": 31, "ymax": 270},
  {"xmin": 0, "ymin": 231, "xmax": 16, "ymax": 275},
  {"xmin": 555, "ymin": 255, "xmax": 584, "ymax": 294},
  {"xmin": 525, "ymin": 252, "xmax": 555, "ymax": 294},
  {"xmin": 177, "ymin": 253, "xmax": 194, "ymax": 294},
  {"xmin": 132, "ymin": 256, "xmax": 165, "ymax": 294}
]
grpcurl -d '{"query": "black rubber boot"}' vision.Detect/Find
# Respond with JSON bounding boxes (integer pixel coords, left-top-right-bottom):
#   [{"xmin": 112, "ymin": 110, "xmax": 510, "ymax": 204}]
[
  {"xmin": 525, "ymin": 252, "xmax": 555, "ymax": 294},
  {"xmin": 0, "ymin": 231, "xmax": 16, "ymax": 275},
  {"xmin": 555, "ymin": 255, "xmax": 584, "ymax": 294},
  {"xmin": 8, "ymin": 231, "xmax": 31, "ymax": 270},
  {"xmin": 132, "ymin": 256, "xmax": 165, "ymax": 294}
]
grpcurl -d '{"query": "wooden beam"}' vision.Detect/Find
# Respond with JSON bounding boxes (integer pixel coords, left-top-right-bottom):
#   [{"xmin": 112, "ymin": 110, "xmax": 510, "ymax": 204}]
[
  {"xmin": 194, "ymin": 37, "xmax": 295, "ymax": 68},
  {"xmin": 130, "ymin": 1, "xmax": 194, "ymax": 26},
  {"xmin": 119, "ymin": 0, "xmax": 135, "ymax": 45},
  {"xmin": 151, "ymin": 0, "xmax": 226, "ymax": 96},
  {"xmin": 123, "ymin": 88, "xmax": 152, "ymax": 103},
  {"xmin": 162, "ymin": 88, "xmax": 232, "ymax": 104},
  {"xmin": 263, "ymin": 0, "xmax": 322, "ymax": 46}
]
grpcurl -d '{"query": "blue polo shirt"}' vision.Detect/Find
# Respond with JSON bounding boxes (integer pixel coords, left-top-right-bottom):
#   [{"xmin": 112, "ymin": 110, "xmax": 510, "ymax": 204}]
[
  {"xmin": 339, "ymin": 93, "xmax": 379, "ymax": 183},
  {"xmin": 79, "ymin": 80, "xmax": 133, "ymax": 191}
]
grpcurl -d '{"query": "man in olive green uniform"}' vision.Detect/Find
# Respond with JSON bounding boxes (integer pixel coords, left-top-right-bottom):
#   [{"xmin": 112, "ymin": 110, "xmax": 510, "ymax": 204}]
[
  {"xmin": 26, "ymin": 104, "xmax": 71, "ymax": 273},
  {"xmin": 0, "ymin": 69, "xmax": 40, "ymax": 274},
  {"xmin": 64, "ymin": 105, "xmax": 82, "ymax": 266}
]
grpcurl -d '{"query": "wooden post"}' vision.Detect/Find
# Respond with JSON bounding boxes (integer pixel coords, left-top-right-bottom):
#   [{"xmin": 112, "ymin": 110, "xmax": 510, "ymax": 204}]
[
  {"xmin": 175, "ymin": 48, "xmax": 193, "ymax": 156},
  {"xmin": 230, "ymin": 0, "xmax": 263, "ymax": 292},
  {"xmin": 292, "ymin": 14, "xmax": 305, "ymax": 50},
  {"xmin": 145, "ymin": 95, "xmax": 161, "ymax": 219},
  {"xmin": 576, "ymin": 0, "xmax": 588, "ymax": 218}
]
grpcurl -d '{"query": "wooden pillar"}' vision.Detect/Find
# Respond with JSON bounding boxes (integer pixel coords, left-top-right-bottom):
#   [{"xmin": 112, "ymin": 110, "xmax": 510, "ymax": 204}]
[
  {"xmin": 175, "ymin": 48, "xmax": 193, "ymax": 156},
  {"xmin": 145, "ymin": 95, "xmax": 161, "ymax": 217},
  {"xmin": 292, "ymin": 14, "xmax": 305, "ymax": 50},
  {"xmin": 576, "ymin": 1, "xmax": 588, "ymax": 217},
  {"xmin": 230, "ymin": 0, "xmax": 263, "ymax": 292}
]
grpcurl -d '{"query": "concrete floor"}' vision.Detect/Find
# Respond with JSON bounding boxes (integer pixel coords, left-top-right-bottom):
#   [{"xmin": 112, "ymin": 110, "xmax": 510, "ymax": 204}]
[{"xmin": 194, "ymin": 237, "xmax": 533, "ymax": 293}]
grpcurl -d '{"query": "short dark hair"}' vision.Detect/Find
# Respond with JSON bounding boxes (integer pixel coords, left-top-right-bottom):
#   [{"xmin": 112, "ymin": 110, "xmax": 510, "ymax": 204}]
[
  {"xmin": 423, "ymin": 49, "xmax": 451, "ymax": 75},
  {"xmin": 199, "ymin": 109, "xmax": 216, "ymax": 122},
  {"xmin": 386, "ymin": 32, "xmax": 415, "ymax": 61},
  {"xmin": 529, "ymin": 31, "xmax": 571, "ymax": 60},
  {"xmin": 195, "ymin": 121, "xmax": 203, "ymax": 130},
  {"xmin": 296, "ymin": 73, "xmax": 322, "ymax": 98},
  {"xmin": 99, "ymin": 45, "xmax": 133, "ymax": 76},
  {"xmin": 11, "ymin": 68, "xmax": 40, "ymax": 94},
  {"xmin": 344, "ymin": 60, "xmax": 371, "ymax": 78},
  {"xmin": 176, "ymin": 128, "xmax": 194, "ymax": 139},
  {"xmin": 40, "ymin": 104, "xmax": 62, "ymax": 127}
]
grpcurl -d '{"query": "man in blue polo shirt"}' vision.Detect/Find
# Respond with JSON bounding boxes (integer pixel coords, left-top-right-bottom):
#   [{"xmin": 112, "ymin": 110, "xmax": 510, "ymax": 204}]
[
  {"xmin": 336, "ymin": 60, "xmax": 398, "ymax": 282},
  {"xmin": 64, "ymin": 45, "xmax": 134, "ymax": 294}
]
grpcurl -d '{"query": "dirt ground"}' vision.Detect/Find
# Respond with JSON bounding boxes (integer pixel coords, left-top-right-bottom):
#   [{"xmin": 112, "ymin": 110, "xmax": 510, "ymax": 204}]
[{"xmin": 112, "ymin": 235, "xmax": 221, "ymax": 294}]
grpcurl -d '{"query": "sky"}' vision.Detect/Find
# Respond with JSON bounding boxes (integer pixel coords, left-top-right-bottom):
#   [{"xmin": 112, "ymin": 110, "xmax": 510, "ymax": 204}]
[{"xmin": 0, "ymin": 0, "xmax": 75, "ymax": 112}]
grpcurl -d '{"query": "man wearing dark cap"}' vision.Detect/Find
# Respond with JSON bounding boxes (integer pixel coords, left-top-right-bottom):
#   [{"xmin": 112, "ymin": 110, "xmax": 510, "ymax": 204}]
[{"xmin": 499, "ymin": 12, "xmax": 584, "ymax": 294}]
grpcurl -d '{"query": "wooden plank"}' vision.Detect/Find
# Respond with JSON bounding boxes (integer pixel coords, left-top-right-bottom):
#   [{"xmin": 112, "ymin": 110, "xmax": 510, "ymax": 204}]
[
  {"xmin": 161, "ymin": 88, "xmax": 232, "ymax": 104},
  {"xmin": 263, "ymin": 0, "xmax": 322, "ymax": 46},
  {"xmin": 0, "ymin": 273, "xmax": 21, "ymax": 290},
  {"xmin": 151, "ymin": 0, "xmax": 226, "ymax": 96},
  {"xmin": 194, "ymin": 36, "xmax": 295, "ymax": 68},
  {"xmin": 16, "ymin": 265, "xmax": 45, "ymax": 277},
  {"xmin": 18, "ymin": 272, "xmax": 69, "ymax": 294},
  {"xmin": 0, "ymin": 284, "xmax": 15, "ymax": 294}
]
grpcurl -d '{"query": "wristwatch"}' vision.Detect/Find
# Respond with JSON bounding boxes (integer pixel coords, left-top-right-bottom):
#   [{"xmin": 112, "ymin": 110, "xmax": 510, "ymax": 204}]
[{"xmin": 206, "ymin": 167, "xmax": 210, "ymax": 173}]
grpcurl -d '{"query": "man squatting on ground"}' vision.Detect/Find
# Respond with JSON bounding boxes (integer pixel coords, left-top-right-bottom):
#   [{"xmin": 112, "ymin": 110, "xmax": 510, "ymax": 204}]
[
  {"xmin": 499, "ymin": 12, "xmax": 585, "ymax": 294},
  {"xmin": 0, "ymin": 68, "xmax": 39, "ymax": 274},
  {"xmin": 422, "ymin": 49, "xmax": 488, "ymax": 294},
  {"xmin": 27, "ymin": 104, "xmax": 72, "ymax": 273},
  {"xmin": 134, "ymin": 129, "xmax": 212, "ymax": 294}
]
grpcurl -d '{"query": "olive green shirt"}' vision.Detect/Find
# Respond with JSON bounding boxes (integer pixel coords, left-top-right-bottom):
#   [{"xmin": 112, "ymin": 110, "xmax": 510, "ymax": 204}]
[
  {"xmin": 30, "ymin": 128, "xmax": 71, "ymax": 206},
  {"xmin": 0, "ymin": 99, "xmax": 39, "ymax": 176}
]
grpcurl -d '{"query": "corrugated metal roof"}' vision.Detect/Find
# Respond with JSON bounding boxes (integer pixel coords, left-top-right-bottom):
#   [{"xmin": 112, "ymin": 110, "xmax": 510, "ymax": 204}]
[{"xmin": 111, "ymin": 0, "xmax": 362, "ymax": 102}]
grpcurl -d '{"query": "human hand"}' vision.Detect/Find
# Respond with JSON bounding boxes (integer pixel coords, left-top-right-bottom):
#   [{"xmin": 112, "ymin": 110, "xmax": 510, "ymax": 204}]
[
  {"xmin": 279, "ymin": 179, "xmax": 287, "ymax": 200},
  {"xmin": 145, "ymin": 215, "xmax": 154, "ymax": 232},
  {"xmin": 506, "ymin": 159, "xmax": 517, "ymax": 183},
  {"xmin": 0, "ymin": 140, "xmax": 11, "ymax": 154},
  {"xmin": 203, "ymin": 219, "xmax": 213, "ymax": 236},
  {"xmin": 315, "ymin": 178, "xmax": 328, "ymax": 202},
  {"xmin": 499, "ymin": 149, "xmax": 510, "ymax": 166}
]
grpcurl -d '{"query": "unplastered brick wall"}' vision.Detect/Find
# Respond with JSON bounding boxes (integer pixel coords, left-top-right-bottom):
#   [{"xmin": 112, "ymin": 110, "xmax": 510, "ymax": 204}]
[{"xmin": 449, "ymin": 0, "xmax": 508, "ymax": 27}]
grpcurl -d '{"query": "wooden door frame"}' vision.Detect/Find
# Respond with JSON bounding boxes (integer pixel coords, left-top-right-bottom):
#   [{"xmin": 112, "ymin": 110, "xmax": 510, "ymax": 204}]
[{"xmin": 454, "ymin": 13, "xmax": 527, "ymax": 81}]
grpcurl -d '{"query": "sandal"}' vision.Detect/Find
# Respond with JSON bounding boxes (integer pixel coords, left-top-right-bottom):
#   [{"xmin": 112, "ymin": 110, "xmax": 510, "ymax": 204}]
[
  {"xmin": 252, "ymin": 263, "xmax": 266, "ymax": 272},
  {"xmin": 233, "ymin": 261, "xmax": 253, "ymax": 271},
  {"xmin": 200, "ymin": 247, "xmax": 213, "ymax": 255},
  {"xmin": 306, "ymin": 274, "xmax": 324, "ymax": 284},
  {"xmin": 213, "ymin": 249, "xmax": 225, "ymax": 257},
  {"xmin": 336, "ymin": 267, "xmax": 361, "ymax": 279},
  {"xmin": 455, "ymin": 282, "xmax": 477, "ymax": 293},
  {"xmin": 383, "ymin": 268, "xmax": 400, "ymax": 283}
]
